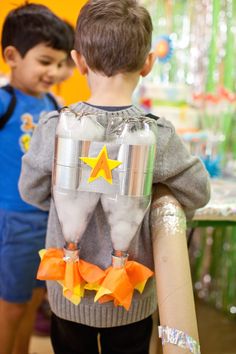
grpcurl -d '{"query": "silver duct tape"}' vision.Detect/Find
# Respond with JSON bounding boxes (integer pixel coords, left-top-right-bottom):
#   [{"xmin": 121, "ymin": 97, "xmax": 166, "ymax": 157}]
[
  {"xmin": 150, "ymin": 200, "xmax": 186, "ymax": 236},
  {"xmin": 118, "ymin": 143, "xmax": 156, "ymax": 196},
  {"xmin": 112, "ymin": 251, "xmax": 128, "ymax": 269},
  {"xmin": 53, "ymin": 164, "xmax": 118, "ymax": 193},
  {"xmin": 53, "ymin": 165, "xmax": 154, "ymax": 196},
  {"xmin": 63, "ymin": 243, "xmax": 80, "ymax": 262},
  {"xmin": 158, "ymin": 326, "xmax": 201, "ymax": 354},
  {"xmin": 117, "ymin": 144, "xmax": 156, "ymax": 173},
  {"xmin": 53, "ymin": 138, "xmax": 114, "ymax": 191},
  {"xmin": 53, "ymin": 138, "xmax": 156, "ymax": 197},
  {"xmin": 55, "ymin": 137, "xmax": 91, "ymax": 166},
  {"xmin": 53, "ymin": 165, "xmax": 80, "ymax": 190},
  {"xmin": 118, "ymin": 171, "xmax": 154, "ymax": 196}
]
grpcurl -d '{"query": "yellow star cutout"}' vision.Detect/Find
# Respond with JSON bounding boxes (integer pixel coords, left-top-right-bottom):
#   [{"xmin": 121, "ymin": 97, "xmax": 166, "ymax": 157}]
[{"xmin": 80, "ymin": 145, "xmax": 122, "ymax": 184}]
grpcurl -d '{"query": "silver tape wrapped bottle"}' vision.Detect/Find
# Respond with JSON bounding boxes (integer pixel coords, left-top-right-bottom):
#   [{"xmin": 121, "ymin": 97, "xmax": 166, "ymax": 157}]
[
  {"xmin": 101, "ymin": 116, "xmax": 158, "ymax": 260},
  {"xmin": 53, "ymin": 108, "xmax": 105, "ymax": 257}
]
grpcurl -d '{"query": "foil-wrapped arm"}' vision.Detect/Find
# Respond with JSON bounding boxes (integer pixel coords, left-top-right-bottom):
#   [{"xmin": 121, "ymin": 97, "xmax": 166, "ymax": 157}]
[
  {"xmin": 19, "ymin": 112, "xmax": 58, "ymax": 211},
  {"xmin": 153, "ymin": 119, "xmax": 210, "ymax": 218},
  {"xmin": 151, "ymin": 184, "xmax": 200, "ymax": 353}
]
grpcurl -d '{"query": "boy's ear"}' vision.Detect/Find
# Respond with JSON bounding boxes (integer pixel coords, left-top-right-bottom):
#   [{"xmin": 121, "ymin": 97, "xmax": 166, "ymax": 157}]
[
  {"xmin": 140, "ymin": 52, "xmax": 156, "ymax": 77},
  {"xmin": 3, "ymin": 46, "xmax": 21, "ymax": 68},
  {"xmin": 71, "ymin": 50, "xmax": 88, "ymax": 75}
]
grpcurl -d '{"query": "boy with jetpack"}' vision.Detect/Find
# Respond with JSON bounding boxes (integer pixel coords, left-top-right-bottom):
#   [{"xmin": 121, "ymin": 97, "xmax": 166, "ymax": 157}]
[{"xmin": 19, "ymin": 1, "xmax": 210, "ymax": 353}]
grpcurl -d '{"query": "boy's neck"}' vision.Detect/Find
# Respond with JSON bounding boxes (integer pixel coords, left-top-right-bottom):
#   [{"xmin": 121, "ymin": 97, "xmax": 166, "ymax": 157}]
[{"xmin": 86, "ymin": 71, "xmax": 139, "ymax": 106}]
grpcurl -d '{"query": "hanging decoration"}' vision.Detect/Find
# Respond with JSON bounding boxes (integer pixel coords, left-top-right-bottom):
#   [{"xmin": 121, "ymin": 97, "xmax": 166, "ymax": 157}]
[{"xmin": 154, "ymin": 35, "xmax": 174, "ymax": 63}]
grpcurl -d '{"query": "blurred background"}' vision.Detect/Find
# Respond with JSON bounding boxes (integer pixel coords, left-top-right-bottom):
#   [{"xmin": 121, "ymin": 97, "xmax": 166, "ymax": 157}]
[
  {"xmin": 139, "ymin": 0, "xmax": 236, "ymax": 320},
  {"xmin": 137, "ymin": 2, "xmax": 236, "ymax": 353}
]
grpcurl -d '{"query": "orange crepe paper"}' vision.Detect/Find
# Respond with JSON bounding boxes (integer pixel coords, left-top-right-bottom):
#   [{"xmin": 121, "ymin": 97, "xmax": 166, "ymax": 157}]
[
  {"xmin": 95, "ymin": 261, "xmax": 153, "ymax": 311},
  {"xmin": 37, "ymin": 248, "xmax": 106, "ymax": 304},
  {"xmin": 37, "ymin": 248, "xmax": 65, "ymax": 280}
]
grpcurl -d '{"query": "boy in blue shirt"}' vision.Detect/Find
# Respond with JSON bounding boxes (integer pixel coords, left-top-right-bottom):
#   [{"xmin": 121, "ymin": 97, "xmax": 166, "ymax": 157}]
[{"xmin": 0, "ymin": 4, "xmax": 73, "ymax": 354}]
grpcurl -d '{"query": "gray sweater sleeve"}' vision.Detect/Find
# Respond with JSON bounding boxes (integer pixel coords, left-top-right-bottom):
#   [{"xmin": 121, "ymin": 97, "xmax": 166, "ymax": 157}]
[
  {"xmin": 19, "ymin": 112, "xmax": 58, "ymax": 211},
  {"xmin": 153, "ymin": 118, "xmax": 211, "ymax": 215}
]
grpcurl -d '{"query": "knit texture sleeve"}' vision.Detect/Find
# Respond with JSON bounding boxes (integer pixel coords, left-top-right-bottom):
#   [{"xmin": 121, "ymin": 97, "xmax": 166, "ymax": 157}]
[
  {"xmin": 153, "ymin": 118, "xmax": 211, "ymax": 216},
  {"xmin": 19, "ymin": 111, "xmax": 58, "ymax": 211}
]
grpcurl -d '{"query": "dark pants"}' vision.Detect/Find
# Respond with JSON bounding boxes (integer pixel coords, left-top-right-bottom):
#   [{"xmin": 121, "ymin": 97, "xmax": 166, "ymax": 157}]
[{"xmin": 51, "ymin": 312, "xmax": 153, "ymax": 354}]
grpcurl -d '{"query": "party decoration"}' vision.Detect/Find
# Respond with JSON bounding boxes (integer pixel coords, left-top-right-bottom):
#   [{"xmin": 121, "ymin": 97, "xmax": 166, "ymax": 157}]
[
  {"xmin": 80, "ymin": 145, "xmax": 121, "ymax": 184},
  {"xmin": 154, "ymin": 35, "xmax": 174, "ymax": 63},
  {"xmin": 95, "ymin": 252, "xmax": 153, "ymax": 310},
  {"xmin": 37, "ymin": 246, "xmax": 105, "ymax": 305}
]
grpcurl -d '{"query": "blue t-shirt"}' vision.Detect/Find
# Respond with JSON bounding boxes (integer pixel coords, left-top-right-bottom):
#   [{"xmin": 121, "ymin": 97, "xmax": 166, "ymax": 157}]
[{"xmin": 0, "ymin": 87, "xmax": 58, "ymax": 211}]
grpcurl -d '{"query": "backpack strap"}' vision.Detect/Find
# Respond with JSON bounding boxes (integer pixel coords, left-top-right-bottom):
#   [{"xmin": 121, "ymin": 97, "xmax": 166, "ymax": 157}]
[
  {"xmin": 0, "ymin": 87, "xmax": 60, "ymax": 130},
  {"xmin": 145, "ymin": 113, "xmax": 160, "ymax": 121},
  {"xmin": 0, "ymin": 85, "xmax": 17, "ymax": 130},
  {"xmin": 46, "ymin": 92, "xmax": 60, "ymax": 110}
]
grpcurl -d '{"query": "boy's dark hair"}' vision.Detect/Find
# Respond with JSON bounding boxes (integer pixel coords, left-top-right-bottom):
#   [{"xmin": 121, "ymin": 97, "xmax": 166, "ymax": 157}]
[
  {"xmin": 1, "ymin": 3, "xmax": 74, "ymax": 57},
  {"xmin": 63, "ymin": 20, "xmax": 75, "ymax": 66},
  {"xmin": 75, "ymin": 0, "xmax": 153, "ymax": 77}
]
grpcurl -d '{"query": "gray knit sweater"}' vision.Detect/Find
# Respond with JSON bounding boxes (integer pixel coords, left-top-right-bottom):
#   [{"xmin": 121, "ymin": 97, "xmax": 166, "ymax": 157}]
[{"xmin": 19, "ymin": 103, "xmax": 210, "ymax": 327}]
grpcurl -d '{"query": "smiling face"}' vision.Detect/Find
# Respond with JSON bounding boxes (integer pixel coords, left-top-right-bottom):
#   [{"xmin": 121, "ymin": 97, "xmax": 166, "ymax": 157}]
[{"xmin": 5, "ymin": 43, "xmax": 68, "ymax": 97}]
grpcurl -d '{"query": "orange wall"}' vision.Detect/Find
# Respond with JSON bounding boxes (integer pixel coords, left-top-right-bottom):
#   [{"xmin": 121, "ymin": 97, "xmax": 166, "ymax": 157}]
[{"xmin": 0, "ymin": 0, "xmax": 90, "ymax": 104}]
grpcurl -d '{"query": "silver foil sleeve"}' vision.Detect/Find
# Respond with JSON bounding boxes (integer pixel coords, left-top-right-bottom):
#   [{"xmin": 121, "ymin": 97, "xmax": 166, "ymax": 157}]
[{"xmin": 150, "ymin": 195, "xmax": 186, "ymax": 238}]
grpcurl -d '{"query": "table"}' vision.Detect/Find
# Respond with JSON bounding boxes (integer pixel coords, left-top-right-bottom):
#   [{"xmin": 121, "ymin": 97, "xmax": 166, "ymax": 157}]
[{"xmin": 189, "ymin": 179, "xmax": 236, "ymax": 316}]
